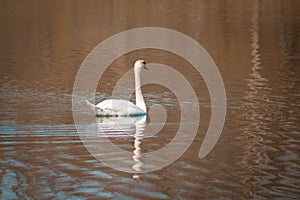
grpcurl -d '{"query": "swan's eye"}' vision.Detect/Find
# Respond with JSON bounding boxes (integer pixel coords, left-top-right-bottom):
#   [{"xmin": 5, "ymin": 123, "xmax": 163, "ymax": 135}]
[{"xmin": 142, "ymin": 61, "xmax": 146, "ymax": 65}]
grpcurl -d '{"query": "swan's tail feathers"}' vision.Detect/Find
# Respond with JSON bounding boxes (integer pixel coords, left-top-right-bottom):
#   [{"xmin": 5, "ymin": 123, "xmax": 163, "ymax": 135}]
[
  {"xmin": 85, "ymin": 100, "xmax": 97, "ymax": 110},
  {"xmin": 85, "ymin": 100, "xmax": 106, "ymax": 116}
]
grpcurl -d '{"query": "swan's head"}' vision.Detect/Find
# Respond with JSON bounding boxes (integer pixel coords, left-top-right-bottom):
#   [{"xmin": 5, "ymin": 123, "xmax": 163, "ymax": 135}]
[{"xmin": 134, "ymin": 59, "xmax": 148, "ymax": 71}]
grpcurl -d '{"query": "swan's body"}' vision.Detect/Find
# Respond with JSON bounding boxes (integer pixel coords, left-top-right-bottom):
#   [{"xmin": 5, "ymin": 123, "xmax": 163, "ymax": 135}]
[
  {"xmin": 86, "ymin": 99, "xmax": 145, "ymax": 117},
  {"xmin": 86, "ymin": 60, "xmax": 148, "ymax": 117}
]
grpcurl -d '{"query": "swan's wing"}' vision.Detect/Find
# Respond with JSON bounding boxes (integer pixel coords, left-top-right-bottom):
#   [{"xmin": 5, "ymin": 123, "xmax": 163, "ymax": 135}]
[{"xmin": 96, "ymin": 99, "xmax": 145, "ymax": 116}]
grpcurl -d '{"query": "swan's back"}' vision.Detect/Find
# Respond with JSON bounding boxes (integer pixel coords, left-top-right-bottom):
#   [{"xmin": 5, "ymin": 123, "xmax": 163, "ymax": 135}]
[{"xmin": 96, "ymin": 99, "xmax": 146, "ymax": 117}]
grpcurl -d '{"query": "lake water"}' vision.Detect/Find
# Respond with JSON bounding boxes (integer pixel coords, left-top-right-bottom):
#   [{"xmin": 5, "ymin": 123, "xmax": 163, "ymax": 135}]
[{"xmin": 1, "ymin": 1, "xmax": 299, "ymax": 199}]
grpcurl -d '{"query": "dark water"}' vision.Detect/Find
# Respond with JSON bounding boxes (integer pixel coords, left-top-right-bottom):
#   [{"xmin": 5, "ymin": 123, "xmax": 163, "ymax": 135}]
[{"xmin": 1, "ymin": 0, "xmax": 300, "ymax": 199}]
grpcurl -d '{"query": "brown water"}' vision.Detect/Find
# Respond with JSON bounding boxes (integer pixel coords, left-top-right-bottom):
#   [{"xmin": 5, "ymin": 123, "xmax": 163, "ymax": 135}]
[{"xmin": 1, "ymin": 0, "xmax": 300, "ymax": 199}]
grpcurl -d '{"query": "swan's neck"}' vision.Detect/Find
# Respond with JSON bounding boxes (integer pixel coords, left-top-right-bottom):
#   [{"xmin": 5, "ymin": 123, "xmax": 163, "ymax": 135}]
[{"xmin": 135, "ymin": 68, "xmax": 146, "ymax": 113}]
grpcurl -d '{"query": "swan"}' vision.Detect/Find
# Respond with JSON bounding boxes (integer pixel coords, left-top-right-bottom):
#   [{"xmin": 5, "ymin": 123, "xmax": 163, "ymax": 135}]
[{"xmin": 86, "ymin": 60, "xmax": 148, "ymax": 117}]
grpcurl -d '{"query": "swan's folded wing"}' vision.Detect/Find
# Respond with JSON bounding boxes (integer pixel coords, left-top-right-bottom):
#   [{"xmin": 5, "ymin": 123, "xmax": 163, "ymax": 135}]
[
  {"xmin": 91, "ymin": 99, "xmax": 145, "ymax": 116},
  {"xmin": 103, "ymin": 107, "xmax": 119, "ymax": 115}
]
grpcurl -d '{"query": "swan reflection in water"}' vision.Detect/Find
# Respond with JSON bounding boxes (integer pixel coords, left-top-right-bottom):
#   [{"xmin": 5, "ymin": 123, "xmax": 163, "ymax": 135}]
[{"xmin": 86, "ymin": 115, "xmax": 147, "ymax": 174}]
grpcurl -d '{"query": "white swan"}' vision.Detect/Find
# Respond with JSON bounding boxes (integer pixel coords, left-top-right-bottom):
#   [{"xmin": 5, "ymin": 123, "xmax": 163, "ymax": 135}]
[{"xmin": 86, "ymin": 60, "xmax": 148, "ymax": 117}]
